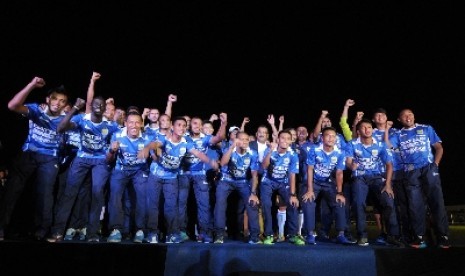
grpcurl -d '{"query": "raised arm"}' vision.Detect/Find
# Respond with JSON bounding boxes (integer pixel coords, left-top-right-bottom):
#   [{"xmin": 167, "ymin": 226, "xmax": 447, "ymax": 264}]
[
  {"xmin": 85, "ymin": 72, "xmax": 101, "ymax": 114},
  {"xmin": 267, "ymin": 115, "xmax": 279, "ymax": 142},
  {"xmin": 220, "ymin": 139, "xmax": 237, "ymax": 166},
  {"xmin": 311, "ymin": 110, "xmax": 328, "ymax": 142},
  {"xmin": 351, "ymin": 111, "xmax": 364, "ymax": 139},
  {"xmin": 164, "ymin": 94, "xmax": 177, "ymax": 117},
  {"xmin": 8, "ymin": 77, "xmax": 46, "ymax": 115},
  {"xmin": 278, "ymin": 115, "xmax": 285, "ymax": 131},
  {"xmin": 340, "ymin": 99, "xmax": 355, "ymax": 142},
  {"xmin": 240, "ymin": 117, "xmax": 250, "ymax": 132},
  {"xmin": 210, "ymin": 112, "xmax": 228, "ymax": 145}
]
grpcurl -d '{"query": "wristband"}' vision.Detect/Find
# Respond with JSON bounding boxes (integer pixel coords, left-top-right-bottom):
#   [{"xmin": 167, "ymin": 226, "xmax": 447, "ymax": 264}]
[
  {"xmin": 337, "ymin": 192, "xmax": 344, "ymax": 195},
  {"xmin": 73, "ymin": 105, "xmax": 79, "ymax": 110},
  {"xmin": 290, "ymin": 193, "xmax": 297, "ymax": 197},
  {"xmin": 251, "ymin": 191, "xmax": 257, "ymax": 196}
]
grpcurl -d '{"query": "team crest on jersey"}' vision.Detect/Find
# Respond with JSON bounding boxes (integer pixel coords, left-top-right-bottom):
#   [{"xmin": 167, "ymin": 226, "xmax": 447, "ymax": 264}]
[
  {"xmin": 101, "ymin": 128, "xmax": 108, "ymax": 136},
  {"xmin": 331, "ymin": 156, "xmax": 338, "ymax": 163},
  {"xmin": 196, "ymin": 140, "xmax": 203, "ymax": 147},
  {"xmin": 416, "ymin": 129, "xmax": 424, "ymax": 135},
  {"xmin": 371, "ymin": 149, "xmax": 379, "ymax": 157},
  {"xmin": 283, "ymin": 157, "xmax": 290, "ymax": 165},
  {"xmin": 180, "ymin": 147, "xmax": 186, "ymax": 155},
  {"xmin": 138, "ymin": 143, "xmax": 145, "ymax": 151},
  {"xmin": 244, "ymin": 157, "xmax": 250, "ymax": 165}
]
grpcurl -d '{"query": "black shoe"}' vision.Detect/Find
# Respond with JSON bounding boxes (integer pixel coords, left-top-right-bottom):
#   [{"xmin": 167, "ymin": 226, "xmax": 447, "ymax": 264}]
[
  {"xmin": 34, "ymin": 228, "xmax": 47, "ymax": 241},
  {"xmin": 438, "ymin": 236, "xmax": 450, "ymax": 249},
  {"xmin": 386, "ymin": 235, "xmax": 405, "ymax": 248},
  {"xmin": 409, "ymin": 236, "xmax": 427, "ymax": 249},
  {"xmin": 0, "ymin": 228, "xmax": 4, "ymax": 241}
]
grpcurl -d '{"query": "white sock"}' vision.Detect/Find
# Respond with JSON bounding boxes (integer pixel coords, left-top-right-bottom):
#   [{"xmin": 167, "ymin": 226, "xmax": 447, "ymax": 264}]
[
  {"xmin": 298, "ymin": 210, "xmax": 304, "ymax": 236},
  {"xmin": 277, "ymin": 210, "xmax": 287, "ymax": 237}
]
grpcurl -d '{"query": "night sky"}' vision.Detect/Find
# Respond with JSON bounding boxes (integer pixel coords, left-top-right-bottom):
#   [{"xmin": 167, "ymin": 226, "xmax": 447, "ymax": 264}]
[{"xmin": 1, "ymin": 2, "xmax": 464, "ymax": 204}]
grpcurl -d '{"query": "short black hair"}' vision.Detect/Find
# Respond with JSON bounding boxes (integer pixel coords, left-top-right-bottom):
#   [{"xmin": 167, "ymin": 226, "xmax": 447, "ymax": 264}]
[
  {"xmin": 322, "ymin": 126, "xmax": 337, "ymax": 135},
  {"xmin": 356, "ymin": 118, "xmax": 373, "ymax": 130},
  {"xmin": 127, "ymin": 105, "xmax": 140, "ymax": 114},
  {"xmin": 47, "ymin": 85, "xmax": 69, "ymax": 99},
  {"xmin": 372, "ymin": 108, "xmax": 387, "ymax": 117}
]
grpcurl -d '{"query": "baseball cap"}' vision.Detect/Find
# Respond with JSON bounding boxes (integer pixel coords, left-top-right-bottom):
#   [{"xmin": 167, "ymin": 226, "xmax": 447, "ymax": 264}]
[{"xmin": 229, "ymin": 126, "xmax": 240, "ymax": 133}]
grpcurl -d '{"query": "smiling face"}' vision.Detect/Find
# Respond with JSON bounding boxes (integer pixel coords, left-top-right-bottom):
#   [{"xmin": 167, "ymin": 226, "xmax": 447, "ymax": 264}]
[
  {"xmin": 126, "ymin": 114, "xmax": 143, "ymax": 138},
  {"xmin": 398, "ymin": 109, "xmax": 415, "ymax": 128},
  {"xmin": 46, "ymin": 92, "xmax": 68, "ymax": 115},
  {"xmin": 277, "ymin": 131, "xmax": 292, "ymax": 151}
]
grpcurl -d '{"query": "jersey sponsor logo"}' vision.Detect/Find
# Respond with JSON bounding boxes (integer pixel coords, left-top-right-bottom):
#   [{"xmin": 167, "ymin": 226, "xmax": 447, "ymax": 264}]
[{"xmin": 331, "ymin": 156, "xmax": 338, "ymax": 163}]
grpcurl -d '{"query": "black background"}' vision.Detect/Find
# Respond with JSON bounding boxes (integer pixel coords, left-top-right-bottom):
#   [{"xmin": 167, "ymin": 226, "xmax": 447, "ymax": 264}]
[{"xmin": 1, "ymin": 2, "xmax": 463, "ymax": 204}]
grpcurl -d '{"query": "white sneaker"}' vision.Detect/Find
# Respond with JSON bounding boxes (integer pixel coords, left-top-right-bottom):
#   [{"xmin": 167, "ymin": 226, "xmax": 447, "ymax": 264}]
[{"xmin": 64, "ymin": 228, "xmax": 76, "ymax": 241}]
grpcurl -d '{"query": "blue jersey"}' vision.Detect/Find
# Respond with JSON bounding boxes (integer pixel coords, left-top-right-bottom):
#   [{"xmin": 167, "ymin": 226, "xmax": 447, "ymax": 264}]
[
  {"xmin": 220, "ymin": 148, "xmax": 259, "ymax": 181},
  {"xmin": 150, "ymin": 136, "xmax": 194, "ymax": 179},
  {"xmin": 21, "ymin": 103, "xmax": 65, "ymax": 157},
  {"xmin": 181, "ymin": 133, "xmax": 213, "ymax": 173},
  {"xmin": 372, "ymin": 128, "xmax": 398, "ymax": 173},
  {"xmin": 262, "ymin": 147, "xmax": 299, "ymax": 183},
  {"xmin": 383, "ymin": 127, "xmax": 404, "ymax": 172},
  {"xmin": 296, "ymin": 141, "xmax": 313, "ymax": 183},
  {"xmin": 144, "ymin": 126, "xmax": 159, "ymax": 141},
  {"xmin": 65, "ymin": 129, "xmax": 81, "ymax": 149},
  {"xmin": 71, "ymin": 113, "xmax": 120, "ymax": 159},
  {"xmin": 389, "ymin": 123, "xmax": 441, "ymax": 171},
  {"xmin": 205, "ymin": 143, "xmax": 222, "ymax": 171},
  {"xmin": 345, "ymin": 137, "xmax": 393, "ymax": 177},
  {"xmin": 111, "ymin": 128, "xmax": 151, "ymax": 171},
  {"xmin": 306, "ymin": 144, "xmax": 346, "ymax": 182}
]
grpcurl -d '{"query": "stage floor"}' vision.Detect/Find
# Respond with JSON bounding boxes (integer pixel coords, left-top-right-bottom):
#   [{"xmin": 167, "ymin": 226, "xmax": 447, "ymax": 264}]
[{"xmin": 1, "ymin": 228, "xmax": 464, "ymax": 276}]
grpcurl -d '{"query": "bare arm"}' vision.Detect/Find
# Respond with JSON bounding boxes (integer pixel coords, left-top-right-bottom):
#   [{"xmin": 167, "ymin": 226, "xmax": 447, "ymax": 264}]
[
  {"xmin": 220, "ymin": 140, "xmax": 236, "ymax": 166},
  {"xmin": 57, "ymin": 98, "xmax": 85, "ymax": 133},
  {"xmin": 432, "ymin": 142, "xmax": 443, "ymax": 166},
  {"xmin": 351, "ymin": 111, "xmax": 364, "ymax": 139},
  {"xmin": 261, "ymin": 142, "xmax": 276, "ymax": 169},
  {"xmin": 278, "ymin": 115, "xmax": 284, "ymax": 131},
  {"xmin": 267, "ymin": 115, "xmax": 279, "ymax": 142},
  {"xmin": 210, "ymin": 112, "xmax": 228, "ymax": 145},
  {"xmin": 8, "ymin": 77, "xmax": 46, "ymax": 115},
  {"xmin": 240, "ymin": 117, "xmax": 249, "ymax": 132},
  {"xmin": 164, "ymin": 94, "xmax": 177, "ymax": 117},
  {"xmin": 311, "ymin": 110, "xmax": 328, "ymax": 142},
  {"xmin": 85, "ymin": 72, "xmax": 101, "ymax": 114}
]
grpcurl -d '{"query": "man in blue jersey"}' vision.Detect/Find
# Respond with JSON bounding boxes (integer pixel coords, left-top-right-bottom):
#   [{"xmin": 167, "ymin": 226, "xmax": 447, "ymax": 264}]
[
  {"xmin": 260, "ymin": 130, "xmax": 302, "ymax": 245},
  {"xmin": 138, "ymin": 116, "xmax": 218, "ymax": 243},
  {"xmin": 47, "ymin": 84, "xmax": 120, "ymax": 242},
  {"xmin": 214, "ymin": 131, "xmax": 261, "ymax": 244},
  {"xmin": 301, "ymin": 127, "xmax": 353, "ymax": 245},
  {"xmin": 178, "ymin": 113, "xmax": 227, "ymax": 243},
  {"xmin": 389, "ymin": 108, "xmax": 450, "ymax": 249},
  {"xmin": 0, "ymin": 77, "xmax": 69, "ymax": 241},
  {"xmin": 345, "ymin": 119, "xmax": 400, "ymax": 246},
  {"xmin": 106, "ymin": 112, "xmax": 152, "ymax": 243}
]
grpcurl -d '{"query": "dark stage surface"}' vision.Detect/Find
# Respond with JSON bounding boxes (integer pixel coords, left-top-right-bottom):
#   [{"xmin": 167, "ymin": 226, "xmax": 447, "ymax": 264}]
[{"xmin": 1, "ymin": 225, "xmax": 464, "ymax": 276}]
